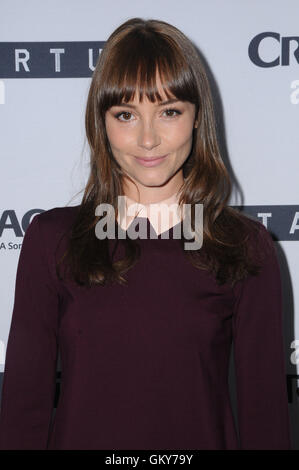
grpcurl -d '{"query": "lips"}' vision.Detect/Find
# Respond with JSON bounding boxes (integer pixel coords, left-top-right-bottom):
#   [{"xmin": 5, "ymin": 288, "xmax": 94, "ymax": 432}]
[
  {"xmin": 135, "ymin": 155, "xmax": 167, "ymax": 161},
  {"xmin": 134, "ymin": 154, "xmax": 168, "ymax": 167}
]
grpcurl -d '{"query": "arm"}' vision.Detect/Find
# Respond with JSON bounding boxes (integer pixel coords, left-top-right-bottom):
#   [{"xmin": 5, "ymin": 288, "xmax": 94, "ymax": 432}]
[
  {"xmin": 232, "ymin": 222, "xmax": 292, "ymax": 449},
  {"xmin": 0, "ymin": 213, "xmax": 60, "ymax": 449}
]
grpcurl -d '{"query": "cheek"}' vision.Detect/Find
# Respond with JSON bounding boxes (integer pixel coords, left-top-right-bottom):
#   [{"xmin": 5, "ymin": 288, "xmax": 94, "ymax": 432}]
[
  {"xmin": 105, "ymin": 121, "xmax": 130, "ymax": 149},
  {"xmin": 165, "ymin": 122, "xmax": 193, "ymax": 148}
]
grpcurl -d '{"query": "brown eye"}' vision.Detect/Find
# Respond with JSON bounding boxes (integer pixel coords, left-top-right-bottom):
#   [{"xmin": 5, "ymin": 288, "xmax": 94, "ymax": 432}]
[
  {"xmin": 114, "ymin": 111, "xmax": 133, "ymax": 121},
  {"xmin": 163, "ymin": 108, "xmax": 181, "ymax": 118}
]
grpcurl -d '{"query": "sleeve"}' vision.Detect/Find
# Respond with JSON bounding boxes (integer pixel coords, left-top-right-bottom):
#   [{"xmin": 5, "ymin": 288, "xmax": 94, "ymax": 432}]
[
  {"xmin": 232, "ymin": 222, "xmax": 292, "ymax": 450},
  {"xmin": 0, "ymin": 213, "xmax": 60, "ymax": 449}
]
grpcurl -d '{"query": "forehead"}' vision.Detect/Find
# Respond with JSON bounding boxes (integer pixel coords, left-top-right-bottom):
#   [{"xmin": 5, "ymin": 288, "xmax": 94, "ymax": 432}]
[
  {"xmin": 122, "ymin": 69, "xmax": 177, "ymax": 105},
  {"xmin": 124, "ymin": 91, "xmax": 175, "ymax": 106}
]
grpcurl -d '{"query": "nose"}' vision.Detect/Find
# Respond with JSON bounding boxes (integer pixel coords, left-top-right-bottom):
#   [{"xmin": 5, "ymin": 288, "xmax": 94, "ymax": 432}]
[{"xmin": 137, "ymin": 120, "xmax": 161, "ymax": 151}]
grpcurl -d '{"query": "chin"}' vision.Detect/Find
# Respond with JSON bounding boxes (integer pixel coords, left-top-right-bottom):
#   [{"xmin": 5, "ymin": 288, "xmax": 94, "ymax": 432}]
[{"xmin": 134, "ymin": 172, "xmax": 173, "ymax": 187}]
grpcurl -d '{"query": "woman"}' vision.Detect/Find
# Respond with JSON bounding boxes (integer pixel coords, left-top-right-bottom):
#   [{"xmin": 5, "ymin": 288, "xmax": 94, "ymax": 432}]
[{"xmin": 0, "ymin": 17, "xmax": 291, "ymax": 450}]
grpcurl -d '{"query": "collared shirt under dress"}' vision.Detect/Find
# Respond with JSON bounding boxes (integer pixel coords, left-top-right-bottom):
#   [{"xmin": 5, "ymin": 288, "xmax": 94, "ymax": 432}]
[{"xmin": 0, "ymin": 198, "xmax": 292, "ymax": 449}]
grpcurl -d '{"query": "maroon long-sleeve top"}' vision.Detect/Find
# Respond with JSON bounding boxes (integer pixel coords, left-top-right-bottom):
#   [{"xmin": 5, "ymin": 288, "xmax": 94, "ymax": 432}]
[{"xmin": 0, "ymin": 206, "xmax": 292, "ymax": 449}]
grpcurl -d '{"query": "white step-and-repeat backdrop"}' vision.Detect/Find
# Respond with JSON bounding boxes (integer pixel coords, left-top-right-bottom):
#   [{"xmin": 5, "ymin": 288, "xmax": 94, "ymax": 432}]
[{"xmin": 0, "ymin": 0, "xmax": 298, "ymax": 448}]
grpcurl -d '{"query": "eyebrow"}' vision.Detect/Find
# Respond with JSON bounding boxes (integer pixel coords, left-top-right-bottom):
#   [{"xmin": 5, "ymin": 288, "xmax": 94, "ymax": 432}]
[{"xmin": 116, "ymin": 99, "xmax": 181, "ymax": 109}]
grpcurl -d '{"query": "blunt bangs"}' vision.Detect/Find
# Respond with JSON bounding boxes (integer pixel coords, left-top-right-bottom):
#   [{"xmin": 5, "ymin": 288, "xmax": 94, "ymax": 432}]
[{"xmin": 98, "ymin": 28, "xmax": 199, "ymax": 113}]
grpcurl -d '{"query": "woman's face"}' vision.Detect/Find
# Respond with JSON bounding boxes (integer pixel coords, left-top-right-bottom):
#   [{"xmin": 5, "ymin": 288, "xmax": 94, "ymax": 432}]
[{"xmin": 105, "ymin": 75, "xmax": 198, "ymax": 196}]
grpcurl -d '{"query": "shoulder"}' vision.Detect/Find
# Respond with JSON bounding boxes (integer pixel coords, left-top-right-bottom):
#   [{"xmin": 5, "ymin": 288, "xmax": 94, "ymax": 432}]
[
  {"xmin": 28, "ymin": 205, "xmax": 80, "ymax": 257},
  {"xmin": 32, "ymin": 205, "xmax": 80, "ymax": 235},
  {"xmin": 226, "ymin": 209, "xmax": 279, "ymax": 293},
  {"xmin": 225, "ymin": 206, "xmax": 275, "ymax": 259},
  {"xmin": 241, "ymin": 213, "xmax": 275, "ymax": 262},
  {"xmin": 35, "ymin": 205, "xmax": 80, "ymax": 225},
  {"xmin": 226, "ymin": 210, "xmax": 280, "ymax": 304}
]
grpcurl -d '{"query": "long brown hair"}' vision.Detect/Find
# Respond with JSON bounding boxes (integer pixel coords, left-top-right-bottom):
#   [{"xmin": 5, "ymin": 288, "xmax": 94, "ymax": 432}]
[{"xmin": 56, "ymin": 17, "xmax": 262, "ymax": 288}]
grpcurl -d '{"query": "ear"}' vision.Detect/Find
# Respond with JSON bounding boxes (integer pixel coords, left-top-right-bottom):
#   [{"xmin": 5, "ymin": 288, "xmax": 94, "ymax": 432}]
[{"xmin": 194, "ymin": 120, "xmax": 198, "ymax": 129}]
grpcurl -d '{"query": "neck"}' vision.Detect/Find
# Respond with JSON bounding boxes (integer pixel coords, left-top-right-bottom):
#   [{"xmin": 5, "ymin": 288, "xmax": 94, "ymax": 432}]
[{"xmin": 122, "ymin": 172, "xmax": 184, "ymax": 205}]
